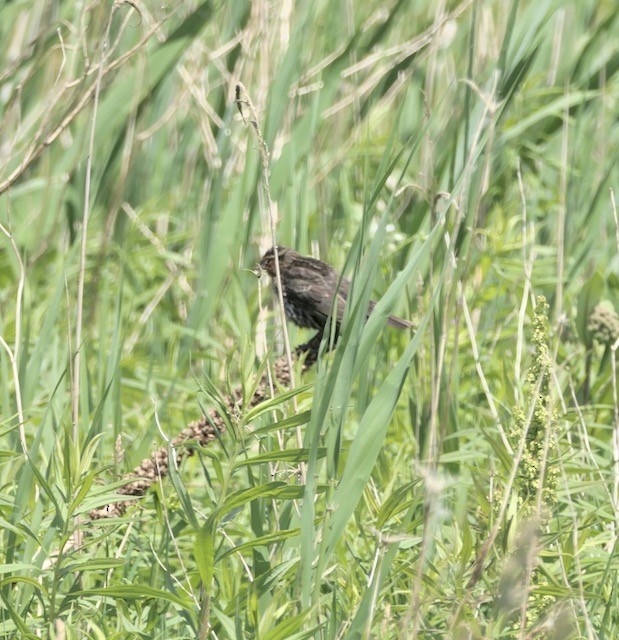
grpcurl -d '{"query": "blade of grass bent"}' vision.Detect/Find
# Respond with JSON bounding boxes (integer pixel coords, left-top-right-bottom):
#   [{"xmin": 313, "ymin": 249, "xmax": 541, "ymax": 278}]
[{"xmin": 322, "ymin": 263, "xmax": 445, "ymax": 563}]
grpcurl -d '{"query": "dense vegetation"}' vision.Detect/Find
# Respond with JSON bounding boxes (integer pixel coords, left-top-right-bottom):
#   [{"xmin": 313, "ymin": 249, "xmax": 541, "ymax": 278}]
[{"xmin": 1, "ymin": 0, "xmax": 618, "ymax": 637}]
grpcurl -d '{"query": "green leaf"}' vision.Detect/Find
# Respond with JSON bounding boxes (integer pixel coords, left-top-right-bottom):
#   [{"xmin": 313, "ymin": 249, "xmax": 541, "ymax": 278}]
[
  {"xmin": 195, "ymin": 521, "xmax": 215, "ymax": 589},
  {"xmin": 262, "ymin": 610, "xmax": 314, "ymax": 640},
  {"xmin": 323, "ymin": 255, "xmax": 445, "ymax": 562},
  {"xmin": 233, "ymin": 448, "xmax": 326, "ymax": 468},
  {"xmin": 576, "ymin": 272, "xmax": 605, "ymax": 345},
  {"xmin": 217, "ymin": 528, "xmax": 301, "ymax": 561},
  {"xmin": 215, "ymin": 482, "xmax": 307, "ymax": 520}
]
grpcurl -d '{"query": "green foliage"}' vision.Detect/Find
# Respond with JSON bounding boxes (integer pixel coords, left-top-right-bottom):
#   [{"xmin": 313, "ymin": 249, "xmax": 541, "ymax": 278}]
[{"xmin": 1, "ymin": 0, "xmax": 619, "ymax": 638}]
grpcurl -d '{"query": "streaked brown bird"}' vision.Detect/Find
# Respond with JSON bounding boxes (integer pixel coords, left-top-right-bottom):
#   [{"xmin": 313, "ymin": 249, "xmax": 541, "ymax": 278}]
[{"xmin": 258, "ymin": 246, "xmax": 412, "ymax": 338}]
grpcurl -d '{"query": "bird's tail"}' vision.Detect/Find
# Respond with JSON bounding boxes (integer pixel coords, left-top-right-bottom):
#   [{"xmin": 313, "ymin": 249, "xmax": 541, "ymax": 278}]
[
  {"xmin": 386, "ymin": 314, "xmax": 414, "ymax": 330},
  {"xmin": 367, "ymin": 300, "xmax": 414, "ymax": 329}
]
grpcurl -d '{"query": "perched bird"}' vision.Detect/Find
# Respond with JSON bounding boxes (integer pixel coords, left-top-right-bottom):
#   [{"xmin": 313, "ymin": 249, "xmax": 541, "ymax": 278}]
[{"xmin": 258, "ymin": 246, "xmax": 413, "ymax": 335}]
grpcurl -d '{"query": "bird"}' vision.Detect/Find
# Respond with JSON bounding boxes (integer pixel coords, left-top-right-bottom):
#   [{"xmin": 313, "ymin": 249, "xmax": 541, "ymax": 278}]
[{"xmin": 258, "ymin": 246, "xmax": 413, "ymax": 337}]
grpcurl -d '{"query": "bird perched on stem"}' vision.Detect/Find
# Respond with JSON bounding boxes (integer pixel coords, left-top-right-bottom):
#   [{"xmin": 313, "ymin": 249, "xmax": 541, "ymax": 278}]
[{"xmin": 258, "ymin": 246, "xmax": 413, "ymax": 342}]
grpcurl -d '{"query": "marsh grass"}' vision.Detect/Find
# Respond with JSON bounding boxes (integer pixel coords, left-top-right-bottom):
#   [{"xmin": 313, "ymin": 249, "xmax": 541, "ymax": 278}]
[{"xmin": 1, "ymin": 0, "xmax": 618, "ymax": 637}]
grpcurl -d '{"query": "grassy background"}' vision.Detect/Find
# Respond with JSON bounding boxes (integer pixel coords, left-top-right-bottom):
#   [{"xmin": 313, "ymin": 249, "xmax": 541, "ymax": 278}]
[{"xmin": 1, "ymin": 0, "xmax": 619, "ymax": 637}]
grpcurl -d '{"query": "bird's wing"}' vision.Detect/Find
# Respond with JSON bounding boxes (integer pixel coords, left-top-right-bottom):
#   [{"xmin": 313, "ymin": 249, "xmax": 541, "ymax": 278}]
[
  {"xmin": 294, "ymin": 280, "xmax": 347, "ymax": 320},
  {"xmin": 284, "ymin": 267, "xmax": 349, "ymax": 327},
  {"xmin": 286, "ymin": 269, "xmax": 412, "ymax": 329}
]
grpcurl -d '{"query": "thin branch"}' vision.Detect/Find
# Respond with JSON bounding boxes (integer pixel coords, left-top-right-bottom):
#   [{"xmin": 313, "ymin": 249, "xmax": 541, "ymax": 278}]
[
  {"xmin": 0, "ymin": 210, "xmax": 28, "ymax": 456},
  {"xmin": 555, "ymin": 82, "xmax": 569, "ymax": 322},
  {"xmin": 72, "ymin": 6, "xmax": 117, "ymax": 438},
  {"xmin": 515, "ymin": 159, "xmax": 535, "ymax": 401},
  {"xmin": 235, "ymin": 83, "xmax": 300, "ymax": 450}
]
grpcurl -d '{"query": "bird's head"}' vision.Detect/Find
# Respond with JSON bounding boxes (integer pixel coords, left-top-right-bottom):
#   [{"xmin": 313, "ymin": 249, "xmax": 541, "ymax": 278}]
[{"xmin": 258, "ymin": 246, "xmax": 295, "ymax": 277}]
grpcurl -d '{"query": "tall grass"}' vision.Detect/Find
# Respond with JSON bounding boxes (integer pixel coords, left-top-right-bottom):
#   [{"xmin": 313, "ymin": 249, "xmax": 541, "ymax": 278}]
[{"xmin": 1, "ymin": 0, "xmax": 618, "ymax": 637}]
